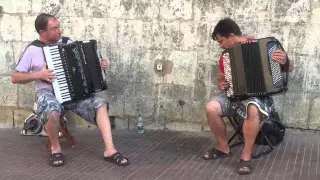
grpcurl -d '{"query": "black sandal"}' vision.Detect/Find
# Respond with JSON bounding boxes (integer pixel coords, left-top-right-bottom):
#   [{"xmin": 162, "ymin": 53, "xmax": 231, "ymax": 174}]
[
  {"xmin": 104, "ymin": 152, "xmax": 130, "ymax": 166},
  {"xmin": 49, "ymin": 153, "xmax": 64, "ymax": 167},
  {"xmin": 202, "ymin": 148, "xmax": 232, "ymax": 160},
  {"xmin": 238, "ymin": 159, "xmax": 253, "ymax": 175}
]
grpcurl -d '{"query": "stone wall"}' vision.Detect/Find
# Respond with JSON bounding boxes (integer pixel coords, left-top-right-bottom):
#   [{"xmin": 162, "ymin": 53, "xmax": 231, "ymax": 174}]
[{"xmin": 0, "ymin": 0, "xmax": 319, "ymax": 131}]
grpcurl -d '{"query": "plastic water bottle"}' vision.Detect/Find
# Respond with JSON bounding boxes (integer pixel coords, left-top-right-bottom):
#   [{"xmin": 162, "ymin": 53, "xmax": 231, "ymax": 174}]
[{"xmin": 137, "ymin": 114, "xmax": 144, "ymax": 133}]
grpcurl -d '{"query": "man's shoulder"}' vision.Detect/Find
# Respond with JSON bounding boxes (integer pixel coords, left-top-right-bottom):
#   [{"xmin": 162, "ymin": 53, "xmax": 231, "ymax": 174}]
[{"xmin": 21, "ymin": 42, "xmax": 43, "ymax": 55}]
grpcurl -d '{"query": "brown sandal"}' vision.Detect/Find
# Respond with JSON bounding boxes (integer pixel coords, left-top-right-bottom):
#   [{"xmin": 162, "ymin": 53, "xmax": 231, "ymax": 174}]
[
  {"xmin": 238, "ymin": 159, "xmax": 253, "ymax": 175},
  {"xmin": 202, "ymin": 148, "xmax": 232, "ymax": 160}
]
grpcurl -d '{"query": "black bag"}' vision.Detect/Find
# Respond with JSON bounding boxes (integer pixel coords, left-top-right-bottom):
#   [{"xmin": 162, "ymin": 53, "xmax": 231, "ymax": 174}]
[{"xmin": 255, "ymin": 111, "xmax": 286, "ymax": 146}]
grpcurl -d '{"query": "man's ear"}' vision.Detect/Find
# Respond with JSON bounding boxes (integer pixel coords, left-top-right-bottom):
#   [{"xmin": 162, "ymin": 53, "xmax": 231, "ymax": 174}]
[
  {"xmin": 229, "ymin": 33, "xmax": 236, "ymax": 39},
  {"xmin": 39, "ymin": 29, "xmax": 45, "ymax": 36}
]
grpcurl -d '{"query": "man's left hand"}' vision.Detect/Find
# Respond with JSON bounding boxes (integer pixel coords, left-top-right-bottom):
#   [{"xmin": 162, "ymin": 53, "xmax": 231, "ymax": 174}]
[
  {"xmin": 272, "ymin": 50, "xmax": 287, "ymax": 64},
  {"xmin": 101, "ymin": 59, "xmax": 109, "ymax": 70}
]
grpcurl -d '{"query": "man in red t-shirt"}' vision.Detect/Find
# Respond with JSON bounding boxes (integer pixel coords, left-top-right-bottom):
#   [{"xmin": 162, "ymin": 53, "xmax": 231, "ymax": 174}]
[{"xmin": 203, "ymin": 18, "xmax": 294, "ymax": 175}]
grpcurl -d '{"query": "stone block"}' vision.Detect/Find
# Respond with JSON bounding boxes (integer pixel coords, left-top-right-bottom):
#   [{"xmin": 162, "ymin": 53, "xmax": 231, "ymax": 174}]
[
  {"xmin": 309, "ymin": 95, "xmax": 320, "ymax": 130},
  {"xmin": 133, "ymin": 50, "xmax": 162, "ymax": 83},
  {"xmin": 59, "ymin": 17, "xmax": 86, "ymax": 40},
  {"xmin": 118, "ymin": 20, "xmax": 163, "ymax": 49},
  {"xmin": 124, "ymin": 82, "xmax": 157, "ymax": 117},
  {"xmin": 282, "ymin": 93, "xmax": 310, "ymax": 129},
  {"xmin": 104, "ymin": 48, "xmax": 131, "ymax": 83},
  {"xmin": 22, "ymin": 16, "xmax": 38, "ymax": 41},
  {"xmin": 32, "ymin": 0, "xmax": 65, "ymax": 17},
  {"xmin": 113, "ymin": 116, "xmax": 128, "ymax": 130},
  {"xmin": 272, "ymin": 94, "xmax": 284, "ymax": 120},
  {"xmin": 164, "ymin": 122, "xmax": 203, "ymax": 132},
  {"xmin": 159, "ymin": 0, "xmax": 192, "ymax": 20},
  {"xmin": 0, "ymin": 108, "xmax": 14, "ymax": 128},
  {"xmin": 13, "ymin": 109, "xmax": 32, "ymax": 128},
  {"xmin": 12, "ymin": 42, "xmax": 29, "ymax": 65},
  {"xmin": 305, "ymin": 56, "xmax": 320, "ymax": 92},
  {"xmin": 133, "ymin": 0, "xmax": 159, "ymax": 20},
  {"xmin": 0, "ymin": 0, "xmax": 31, "ymax": 13},
  {"xmin": 0, "ymin": 14, "xmax": 21, "ymax": 41},
  {"xmin": 194, "ymin": 63, "xmax": 215, "ymax": 88},
  {"xmin": 162, "ymin": 20, "xmax": 181, "ymax": 50},
  {"xmin": 0, "ymin": 41, "xmax": 15, "ymax": 75},
  {"xmin": 298, "ymin": 9, "xmax": 320, "ymax": 56},
  {"xmin": 86, "ymin": 18, "xmax": 117, "ymax": 46},
  {"xmin": 197, "ymin": 48, "xmax": 220, "ymax": 65},
  {"xmin": 163, "ymin": 51, "xmax": 197, "ymax": 87},
  {"xmin": 18, "ymin": 82, "xmax": 35, "ymax": 109},
  {"xmin": 109, "ymin": 0, "xmax": 159, "ymax": 20},
  {"xmin": 157, "ymin": 84, "xmax": 197, "ymax": 122},
  {"xmin": 0, "ymin": 76, "xmax": 18, "ymax": 107},
  {"xmin": 106, "ymin": 48, "xmax": 161, "ymax": 84},
  {"xmin": 202, "ymin": 118, "xmax": 234, "ymax": 135},
  {"xmin": 273, "ymin": 0, "xmax": 310, "ymax": 23},
  {"xmin": 193, "ymin": 1, "xmax": 226, "ymax": 21},
  {"xmin": 65, "ymin": 111, "xmax": 97, "ymax": 130},
  {"xmin": 101, "ymin": 81, "xmax": 126, "ymax": 117},
  {"xmin": 180, "ymin": 21, "xmax": 209, "ymax": 50}
]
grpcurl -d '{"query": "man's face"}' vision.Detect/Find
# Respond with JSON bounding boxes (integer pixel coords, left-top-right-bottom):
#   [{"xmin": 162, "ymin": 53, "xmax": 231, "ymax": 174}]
[
  {"xmin": 215, "ymin": 33, "xmax": 236, "ymax": 49},
  {"xmin": 40, "ymin": 17, "xmax": 62, "ymax": 42}
]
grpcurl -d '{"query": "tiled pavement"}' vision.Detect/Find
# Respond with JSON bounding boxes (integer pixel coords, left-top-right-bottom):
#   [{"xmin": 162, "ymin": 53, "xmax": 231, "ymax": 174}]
[{"xmin": 0, "ymin": 128, "xmax": 319, "ymax": 180}]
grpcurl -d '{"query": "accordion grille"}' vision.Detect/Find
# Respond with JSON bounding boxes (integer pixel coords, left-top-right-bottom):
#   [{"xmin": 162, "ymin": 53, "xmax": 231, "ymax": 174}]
[
  {"xmin": 222, "ymin": 53, "xmax": 234, "ymax": 97},
  {"xmin": 268, "ymin": 45, "xmax": 282, "ymax": 85}
]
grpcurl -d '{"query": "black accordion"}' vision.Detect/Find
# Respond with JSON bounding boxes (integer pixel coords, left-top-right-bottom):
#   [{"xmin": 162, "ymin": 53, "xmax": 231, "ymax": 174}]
[
  {"xmin": 43, "ymin": 40, "xmax": 108, "ymax": 104},
  {"xmin": 222, "ymin": 37, "xmax": 289, "ymax": 99}
]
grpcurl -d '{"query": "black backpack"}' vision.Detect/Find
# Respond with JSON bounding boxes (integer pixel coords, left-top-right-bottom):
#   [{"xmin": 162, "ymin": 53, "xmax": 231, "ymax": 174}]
[{"xmin": 255, "ymin": 111, "xmax": 286, "ymax": 146}]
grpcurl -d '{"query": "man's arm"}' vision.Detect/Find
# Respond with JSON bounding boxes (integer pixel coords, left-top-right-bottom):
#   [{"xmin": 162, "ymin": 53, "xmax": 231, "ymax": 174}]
[
  {"xmin": 12, "ymin": 64, "xmax": 56, "ymax": 84},
  {"xmin": 288, "ymin": 59, "xmax": 294, "ymax": 72},
  {"xmin": 11, "ymin": 70, "xmax": 40, "ymax": 84}
]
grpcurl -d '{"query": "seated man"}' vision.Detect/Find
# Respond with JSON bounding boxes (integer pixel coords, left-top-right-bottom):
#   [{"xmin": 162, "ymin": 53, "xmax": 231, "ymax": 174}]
[
  {"xmin": 11, "ymin": 13, "xmax": 130, "ymax": 167},
  {"xmin": 203, "ymin": 18, "xmax": 294, "ymax": 174}
]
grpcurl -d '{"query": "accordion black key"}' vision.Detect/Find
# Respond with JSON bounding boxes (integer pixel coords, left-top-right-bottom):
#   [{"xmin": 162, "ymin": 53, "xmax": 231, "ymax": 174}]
[
  {"xmin": 222, "ymin": 37, "xmax": 289, "ymax": 99},
  {"xmin": 43, "ymin": 40, "xmax": 108, "ymax": 104}
]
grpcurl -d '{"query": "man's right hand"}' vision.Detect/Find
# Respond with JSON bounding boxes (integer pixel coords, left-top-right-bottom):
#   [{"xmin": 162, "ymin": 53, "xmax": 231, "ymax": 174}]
[
  {"xmin": 37, "ymin": 63, "xmax": 56, "ymax": 83},
  {"xmin": 217, "ymin": 72, "xmax": 230, "ymax": 91}
]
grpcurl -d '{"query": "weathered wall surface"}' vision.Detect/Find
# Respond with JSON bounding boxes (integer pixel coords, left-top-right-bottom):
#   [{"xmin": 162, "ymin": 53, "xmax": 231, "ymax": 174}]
[{"xmin": 0, "ymin": 0, "xmax": 319, "ymax": 131}]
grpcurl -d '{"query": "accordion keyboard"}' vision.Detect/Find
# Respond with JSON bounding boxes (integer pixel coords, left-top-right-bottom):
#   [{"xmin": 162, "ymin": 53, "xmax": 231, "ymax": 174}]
[{"xmin": 43, "ymin": 46, "xmax": 72, "ymax": 103}]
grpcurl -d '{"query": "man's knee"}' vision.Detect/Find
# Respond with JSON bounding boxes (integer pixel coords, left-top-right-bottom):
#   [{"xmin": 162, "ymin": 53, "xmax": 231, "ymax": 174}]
[
  {"xmin": 48, "ymin": 111, "xmax": 61, "ymax": 123},
  {"xmin": 206, "ymin": 101, "xmax": 223, "ymax": 117},
  {"xmin": 246, "ymin": 104, "xmax": 259, "ymax": 121},
  {"xmin": 97, "ymin": 103, "xmax": 108, "ymax": 113}
]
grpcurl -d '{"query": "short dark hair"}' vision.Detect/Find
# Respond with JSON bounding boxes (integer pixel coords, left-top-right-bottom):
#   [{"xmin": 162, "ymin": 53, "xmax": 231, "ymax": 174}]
[
  {"xmin": 35, "ymin": 13, "xmax": 56, "ymax": 34},
  {"xmin": 211, "ymin": 18, "xmax": 242, "ymax": 41}
]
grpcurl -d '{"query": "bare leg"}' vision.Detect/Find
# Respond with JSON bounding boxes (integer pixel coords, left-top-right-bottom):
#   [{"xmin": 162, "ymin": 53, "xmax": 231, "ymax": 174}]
[
  {"xmin": 44, "ymin": 111, "xmax": 64, "ymax": 166},
  {"xmin": 241, "ymin": 104, "xmax": 260, "ymax": 161},
  {"xmin": 205, "ymin": 101, "xmax": 230, "ymax": 153},
  {"xmin": 44, "ymin": 111, "xmax": 61, "ymax": 154},
  {"xmin": 96, "ymin": 104, "xmax": 128, "ymax": 164},
  {"xmin": 238, "ymin": 104, "xmax": 260, "ymax": 173}
]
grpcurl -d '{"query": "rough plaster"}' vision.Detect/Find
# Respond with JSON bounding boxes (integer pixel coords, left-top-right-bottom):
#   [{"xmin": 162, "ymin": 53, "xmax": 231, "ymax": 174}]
[{"xmin": 0, "ymin": 0, "xmax": 319, "ymax": 131}]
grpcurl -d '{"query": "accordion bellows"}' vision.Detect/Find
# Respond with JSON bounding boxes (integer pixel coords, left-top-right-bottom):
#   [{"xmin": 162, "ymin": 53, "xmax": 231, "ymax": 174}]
[{"xmin": 222, "ymin": 37, "xmax": 289, "ymax": 99}]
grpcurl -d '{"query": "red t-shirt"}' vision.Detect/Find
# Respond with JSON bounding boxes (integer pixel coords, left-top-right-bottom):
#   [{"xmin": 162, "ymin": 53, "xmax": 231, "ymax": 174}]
[{"xmin": 219, "ymin": 37, "xmax": 255, "ymax": 74}]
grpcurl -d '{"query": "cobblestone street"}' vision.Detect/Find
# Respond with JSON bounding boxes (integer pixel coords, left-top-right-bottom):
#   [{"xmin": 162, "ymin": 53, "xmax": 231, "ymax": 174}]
[{"xmin": 0, "ymin": 128, "xmax": 319, "ymax": 180}]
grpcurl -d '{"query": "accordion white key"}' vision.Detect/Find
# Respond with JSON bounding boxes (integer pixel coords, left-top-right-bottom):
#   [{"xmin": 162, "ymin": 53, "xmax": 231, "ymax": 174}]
[{"xmin": 222, "ymin": 37, "xmax": 289, "ymax": 99}]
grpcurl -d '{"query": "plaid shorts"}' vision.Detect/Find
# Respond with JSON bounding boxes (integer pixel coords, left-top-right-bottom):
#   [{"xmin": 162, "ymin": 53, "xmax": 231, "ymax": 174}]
[
  {"xmin": 35, "ymin": 90, "xmax": 107, "ymax": 125},
  {"xmin": 212, "ymin": 92, "xmax": 275, "ymax": 119}
]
